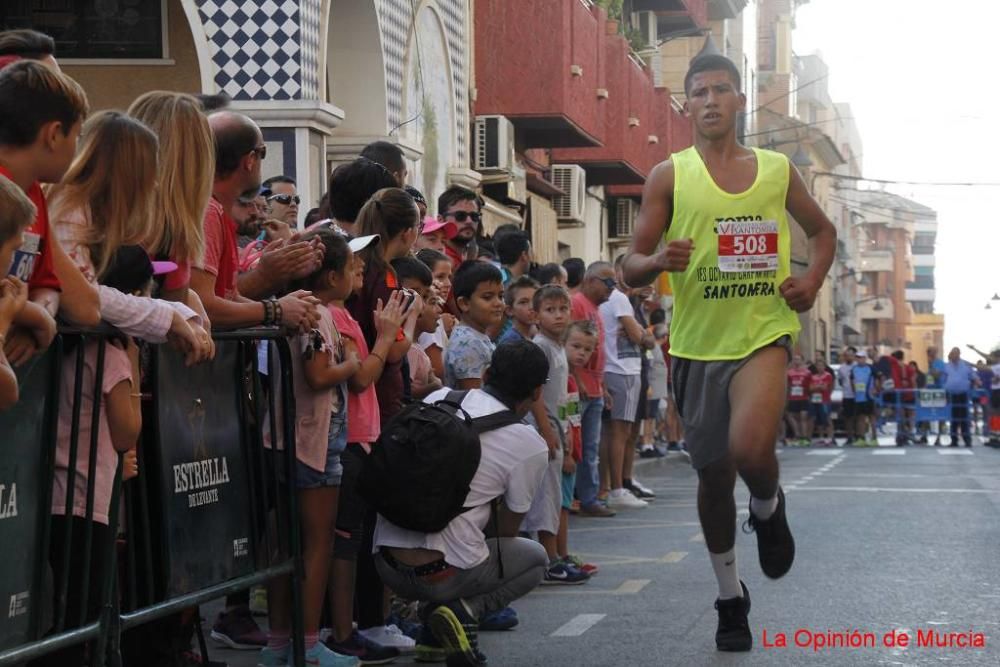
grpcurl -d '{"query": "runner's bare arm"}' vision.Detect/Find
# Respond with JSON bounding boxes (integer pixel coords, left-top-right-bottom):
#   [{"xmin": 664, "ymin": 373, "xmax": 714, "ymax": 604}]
[
  {"xmin": 779, "ymin": 165, "xmax": 837, "ymax": 312},
  {"xmin": 623, "ymin": 161, "xmax": 692, "ymax": 288}
]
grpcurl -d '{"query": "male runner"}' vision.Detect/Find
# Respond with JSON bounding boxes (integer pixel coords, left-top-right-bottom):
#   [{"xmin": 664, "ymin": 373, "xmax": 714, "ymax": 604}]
[{"xmin": 622, "ymin": 52, "xmax": 836, "ymax": 652}]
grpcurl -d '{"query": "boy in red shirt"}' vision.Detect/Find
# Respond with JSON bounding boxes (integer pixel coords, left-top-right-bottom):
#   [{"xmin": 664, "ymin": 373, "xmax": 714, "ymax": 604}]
[{"xmin": 0, "ymin": 60, "xmax": 95, "ymax": 364}]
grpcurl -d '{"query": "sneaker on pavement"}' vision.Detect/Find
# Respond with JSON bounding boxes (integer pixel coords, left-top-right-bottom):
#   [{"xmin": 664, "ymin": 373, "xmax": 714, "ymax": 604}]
[
  {"xmin": 479, "ymin": 606, "xmax": 518, "ymax": 631},
  {"xmin": 305, "ymin": 642, "xmax": 363, "ymax": 667},
  {"xmin": 257, "ymin": 646, "xmax": 289, "ymax": 667},
  {"xmin": 579, "ymin": 502, "xmax": 616, "ymax": 517},
  {"xmin": 743, "ymin": 487, "xmax": 795, "ymax": 579},
  {"xmin": 212, "ymin": 605, "xmax": 267, "ymax": 649},
  {"xmin": 427, "ymin": 601, "xmax": 486, "ymax": 667},
  {"xmin": 606, "ymin": 488, "xmax": 648, "ymax": 509},
  {"xmin": 563, "ymin": 554, "xmax": 599, "ymax": 576},
  {"xmin": 324, "ymin": 631, "xmax": 399, "ymax": 665},
  {"xmin": 626, "ymin": 479, "xmax": 656, "ymax": 499},
  {"xmin": 715, "ymin": 581, "xmax": 752, "ymax": 652},
  {"xmin": 358, "ymin": 626, "xmax": 415, "ymax": 652},
  {"xmin": 638, "ymin": 446, "xmax": 658, "ymax": 459},
  {"xmin": 414, "ymin": 624, "xmax": 446, "ymax": 663},
  {"xmin": 383, "ymin": 613, "xmax": 422, "ymax": 641},
  {"xmin": 541, "ymin": 559, "xmax": 590, "ymax": 585}
]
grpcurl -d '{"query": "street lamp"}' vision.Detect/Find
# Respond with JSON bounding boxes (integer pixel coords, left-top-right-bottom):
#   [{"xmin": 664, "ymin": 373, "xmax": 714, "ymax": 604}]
[{"xmin": 855, "ymin": 295, "xmax": 888, "ymax": 311}]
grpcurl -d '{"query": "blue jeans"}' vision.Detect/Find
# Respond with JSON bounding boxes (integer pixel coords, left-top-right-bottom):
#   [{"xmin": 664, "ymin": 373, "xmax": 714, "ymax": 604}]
[{"xmin": 574, "ymin": 396, "xmax": 604, "ymax": 506}]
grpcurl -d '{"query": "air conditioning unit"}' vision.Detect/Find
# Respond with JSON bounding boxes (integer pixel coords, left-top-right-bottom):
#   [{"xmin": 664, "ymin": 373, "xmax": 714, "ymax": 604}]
[
  {"xmin": 551, "ymin": 164, "xmax": 587, "ymax": 224},
  {"xmin": 614, "ymin": 198, "xmax": 638, "ymax": 238},
  {"xmin": 633, "ymin": 11, "xmax": 657, "ymax": 49},
  {"xmin": 474, "ymin": 115, "xmax": 515, "ymax": 174}
]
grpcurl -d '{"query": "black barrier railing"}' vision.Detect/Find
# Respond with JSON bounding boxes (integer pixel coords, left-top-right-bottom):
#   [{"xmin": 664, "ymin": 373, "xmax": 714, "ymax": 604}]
[{"xmin": 0, "ymin": 326, "xmax": 305, "ymax": 667}]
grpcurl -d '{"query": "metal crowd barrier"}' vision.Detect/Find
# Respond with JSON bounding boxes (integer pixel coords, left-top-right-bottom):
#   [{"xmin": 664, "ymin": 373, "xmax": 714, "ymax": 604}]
[
  {"xmin": 874, "ymin": 387, "xmax": 981, "ymax": 442},
  {"xmin": 0, "ymin": 326, "xmax": 305, "ymax": 666}
]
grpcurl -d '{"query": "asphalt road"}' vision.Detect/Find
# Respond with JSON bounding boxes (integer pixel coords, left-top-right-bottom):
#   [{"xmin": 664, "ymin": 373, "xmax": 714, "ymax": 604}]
[{"xmin": 210, "ymin": 439, "xmax": 1000, "ymax": 667}]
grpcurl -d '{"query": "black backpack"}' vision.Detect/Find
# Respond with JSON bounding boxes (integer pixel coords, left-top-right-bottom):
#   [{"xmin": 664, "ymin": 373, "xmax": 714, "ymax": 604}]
[{"xmin": 358, "ymin": 390, "xmax": 522, "ymax": 533}]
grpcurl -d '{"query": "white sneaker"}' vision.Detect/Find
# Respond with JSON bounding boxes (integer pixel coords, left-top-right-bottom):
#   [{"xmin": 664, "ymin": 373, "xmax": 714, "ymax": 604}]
[
  {"xmin": 357, "ymin": 624, "xmax": 416, "ymax": 652},
  {"xmin": 606, "ymin": 489, "xmax": 648, "ymax": 509}
]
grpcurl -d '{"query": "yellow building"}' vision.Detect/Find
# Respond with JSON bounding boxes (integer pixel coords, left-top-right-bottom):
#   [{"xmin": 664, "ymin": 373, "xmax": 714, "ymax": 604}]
[{"xmin": 905, "ymin": 313, "xmax": 946, "ymax": 369}]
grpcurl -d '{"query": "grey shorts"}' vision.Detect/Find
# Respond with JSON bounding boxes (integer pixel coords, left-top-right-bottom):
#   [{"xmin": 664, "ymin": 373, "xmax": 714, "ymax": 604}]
[
  {"xmin": 605, "ymin": 372, "xmax": 641, "ymax": 421},
  {"xmin": 671, "ymin": 336, "xmax": 792, "ymax": 470}
]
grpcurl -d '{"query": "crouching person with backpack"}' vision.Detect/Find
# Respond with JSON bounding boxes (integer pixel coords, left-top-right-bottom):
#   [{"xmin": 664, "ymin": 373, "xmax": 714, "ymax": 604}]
[{"xmin": 363, "ymin": 340, "xmax": 550, "ymax": 666}]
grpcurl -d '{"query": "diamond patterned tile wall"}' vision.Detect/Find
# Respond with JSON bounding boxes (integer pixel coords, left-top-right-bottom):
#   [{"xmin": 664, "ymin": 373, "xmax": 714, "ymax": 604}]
[
  {"xmin": 376, "ymin": 0, "xmax": 469, "ymax": 160},
  {"xmin": 438, "ymin": 0, "xmax": 469, "ymax": 164},
  {"xmin": 376, "ymin": 0, "xmax": 411, "ymax": 132},
  {"xmin": 300, "ymin": 0, "xmax": 322, "ymax": 99},
  {"xmin": 197, "ymin": 0, "xmax": 303, "ymax": 100}
]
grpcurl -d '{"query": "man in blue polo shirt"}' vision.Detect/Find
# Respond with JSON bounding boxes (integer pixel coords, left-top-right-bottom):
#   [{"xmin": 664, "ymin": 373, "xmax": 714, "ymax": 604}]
[{"xmin": 940, "ymin": 347, "xmax": 980, "ymax": 447}]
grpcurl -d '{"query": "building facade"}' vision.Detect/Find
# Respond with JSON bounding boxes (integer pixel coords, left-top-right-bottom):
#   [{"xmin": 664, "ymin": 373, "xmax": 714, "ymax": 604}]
[{"xmin": 7, "ymin": 0, "xmax": 479, "ymax": 220}]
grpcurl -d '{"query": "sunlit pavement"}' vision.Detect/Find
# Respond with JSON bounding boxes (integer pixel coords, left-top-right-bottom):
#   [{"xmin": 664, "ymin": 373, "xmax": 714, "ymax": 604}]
[{"xmin": 211, "ymin": 440, "xmax": 1000, "ymax": 666}]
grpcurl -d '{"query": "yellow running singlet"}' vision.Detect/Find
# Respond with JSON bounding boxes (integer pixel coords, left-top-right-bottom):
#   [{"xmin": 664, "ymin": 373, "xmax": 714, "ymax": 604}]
[{"xmin": 665, "ymin": 146, "xmax": 800, "ymax": 361}]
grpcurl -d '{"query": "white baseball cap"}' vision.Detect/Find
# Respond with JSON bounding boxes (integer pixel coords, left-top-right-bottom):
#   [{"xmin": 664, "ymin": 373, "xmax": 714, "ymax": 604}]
[
  {"xmin": 855, "ymin": 350, "xmax": 867, "ymax": 358},
  {"xmin": 348, "ymin": 234, "xmax": 380, "ymax": 252}
]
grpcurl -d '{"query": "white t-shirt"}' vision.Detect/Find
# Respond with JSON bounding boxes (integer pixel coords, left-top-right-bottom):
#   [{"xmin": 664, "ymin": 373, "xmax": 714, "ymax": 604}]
[
  {"xmin": 373, "ymin": 388, "xmax": 548, "ymax": 569},
  {"xmin": 992, "ymin": 364, "xmax": 1000, "ymax": 390},
  {"xmin": 418, "ymin": 320, "xmax": 448, "ymax": 352},
  {"xmin": 599, "ymin": 289, "xmax": 642, "ymax": 376}
]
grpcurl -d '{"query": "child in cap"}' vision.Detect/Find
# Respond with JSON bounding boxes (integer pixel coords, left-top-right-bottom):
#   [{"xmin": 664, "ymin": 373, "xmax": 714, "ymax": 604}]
[{"xmin": 414, "ymin": 217, "xmax": 457, "ymax": 254}]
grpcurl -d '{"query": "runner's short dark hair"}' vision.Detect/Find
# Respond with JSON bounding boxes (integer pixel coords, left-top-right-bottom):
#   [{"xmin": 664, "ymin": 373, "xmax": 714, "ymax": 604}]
[{"xmin": 684, "ymin": 54, "xmax": 742, "ymax": 96}]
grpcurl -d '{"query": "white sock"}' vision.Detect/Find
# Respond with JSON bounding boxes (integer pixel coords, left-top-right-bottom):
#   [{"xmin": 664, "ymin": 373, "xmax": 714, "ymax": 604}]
[
  {"xmin": 710, "ymin": 548, "xmax": 743, "ymax": 599},
  {"xmin": 750, "ymin": 493, "xmax": 779, "ymax": 520}
]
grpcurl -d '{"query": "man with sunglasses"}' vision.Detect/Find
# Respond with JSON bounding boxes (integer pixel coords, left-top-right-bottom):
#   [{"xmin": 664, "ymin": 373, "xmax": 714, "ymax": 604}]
[
  {"xmin": 570, "ymin": 262, "xmax": 619, "ymax": 518},
  {"xmin": 192, "ymin": 111, "xmax": 319, "ymax": 331},
  {"xmin": 262, "ymin": 175, "xmax": 300, "ymax": 227},
  {"xmin": 437, "ymin": 185, "xmax": 483, "ymax": 270}
]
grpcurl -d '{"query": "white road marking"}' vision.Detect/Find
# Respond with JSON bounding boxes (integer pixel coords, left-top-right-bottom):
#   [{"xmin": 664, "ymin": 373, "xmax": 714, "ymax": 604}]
[
  {"xmin": 660, "ymin": 551, "xmax": 688, "ymax": 563},
  {"xmin": 615, "ymin": 579, "xmax": 651, "ymax": 594},
  {"xmin": 793, "ymin": 486, "xmax": 998, "ymax": 494},
  {"xmin": 690, "ymin": 532, "xmax": 705, "ymax": 543},
  {"xmin": 551, "ymin": 614, "xmax": 607, "ymax": 637},
  {"xmin": 873, "ymin": 449, "xmax": 906, "ymax": 455},
  {"xmin": 570, "ymin": 521, "xmax": 700, "ymax": 534},
  {"xmin": 806, "ymin": 450, "xmax": 842, "ymax": 456},
  {"xmin": 937, "ymin": 449, "xmax": 973, "ymax": 455}
]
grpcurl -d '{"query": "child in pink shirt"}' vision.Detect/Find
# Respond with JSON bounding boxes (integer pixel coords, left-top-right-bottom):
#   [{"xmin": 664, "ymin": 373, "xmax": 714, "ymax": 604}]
[
  {"xmin": 260, "ymin": 229, "xmax": 366, "ymax": 665},
  {"xmin": 326, "ymin": 235, "xmax": 411, "ymax": 655}
]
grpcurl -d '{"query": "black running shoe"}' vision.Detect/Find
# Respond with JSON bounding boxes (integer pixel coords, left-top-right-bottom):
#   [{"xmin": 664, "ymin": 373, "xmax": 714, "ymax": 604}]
[
  {"xmin": 715, "ymin": 581, "xmax": 752, "ymax": 652},
  {"xmin": 428, "ymin": 601, "xmax": 486, "ymax": 667},
  {"xmin": 743, "ymin": 487, "xmax": 795, "ymax": 579}
]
